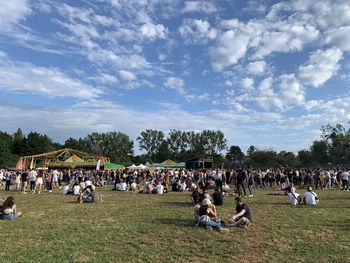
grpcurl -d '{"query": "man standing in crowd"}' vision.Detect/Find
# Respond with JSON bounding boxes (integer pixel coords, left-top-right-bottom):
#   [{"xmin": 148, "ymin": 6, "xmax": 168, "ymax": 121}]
[{"xmin": 236, "ymin": 168, "xmax": 247, "ymax": 197}]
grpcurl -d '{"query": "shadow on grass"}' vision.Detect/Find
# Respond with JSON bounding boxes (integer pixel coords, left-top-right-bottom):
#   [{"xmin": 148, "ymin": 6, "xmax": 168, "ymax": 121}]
[
  {"xmin": 158, "ymin": 201, "xmax": 193, "ymax": 207},
  {"xmin": 157, "ymin": 218, "xmax": 195, "ymax": 227}
]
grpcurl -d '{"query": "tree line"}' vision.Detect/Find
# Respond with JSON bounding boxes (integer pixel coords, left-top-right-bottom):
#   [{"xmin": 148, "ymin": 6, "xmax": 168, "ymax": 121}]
[{"xmin": 0, "ymin": 124, "xmax": 349, "ymax": 168}]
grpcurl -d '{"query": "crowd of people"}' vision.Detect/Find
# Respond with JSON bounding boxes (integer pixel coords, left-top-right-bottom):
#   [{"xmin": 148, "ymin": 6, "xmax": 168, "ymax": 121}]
[{"xmin": 0, "ymin": 166, "xmax": 348, "ymax": 220}]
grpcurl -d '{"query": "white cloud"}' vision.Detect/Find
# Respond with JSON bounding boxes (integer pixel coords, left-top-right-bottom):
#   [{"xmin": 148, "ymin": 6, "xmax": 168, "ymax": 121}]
[
  {"xmin": 246, "ymin": 60, "xmax": 266, "ymax": 75},
  {"xmin": 0, "ymin": 57, "xmax": 102, "ymax": 99},
  {"xmin": 241, "ymin": 78, "xmax": 254, "ymax": 92},
  {"xmin": 0, "ymin": 0, "xmax": 31, "ymax": 28},
  {"xmin": 118, "ymin": 70, "xmax": 137, "ymax": 81},
  {"xmin": 92, "ymin": 73, "xmax": 118, "ymax": 84},
  {"xmin": 182, "ymin": 1, "xmax": 217, "ymax": 14},
  {"xmin": 140, "ymin": 23, "xmax": 167, "ymax": 40},
  {"xmin": 279, "ymin": 74, "xmax": 305, "ymax": 105},
  {"xmin": 164, "ymin": 77, "xmax": 187, "ymax": 96},
  {"xmin": 298, "ymin": 48, "xmax": 343, "ymax": 88},
  {"xmin": 254, "ymin": 23, "xmax": 319, "ymax": 58},
  {"xmin": 325, "ymin": 26, "xmax": 350, "ymax": 52},
  {"xmin": 179, "ymin": 19, "xmax": 217, "ymax": 44},
  {"xmin": 209, "ymin": 30, "xmax": 250, "ymax": 71}
]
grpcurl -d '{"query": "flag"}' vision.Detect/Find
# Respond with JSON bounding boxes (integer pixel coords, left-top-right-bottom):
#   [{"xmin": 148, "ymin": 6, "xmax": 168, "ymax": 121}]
[
  {"xmin": 96, "ymin": 159, "xmax": 101, "ymax": 171},
  {"xmin": 29, "ymin": 158, "xmax": 34, "ymax": 169},
  {"xmin": 15, "ymin": 158, "xmax": 22, "ymax": 170}
]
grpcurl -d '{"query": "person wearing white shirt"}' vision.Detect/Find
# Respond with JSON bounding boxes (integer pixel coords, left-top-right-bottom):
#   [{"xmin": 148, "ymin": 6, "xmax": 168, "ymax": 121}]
[
  {"xmin": 119, "ymin": 180, "xmax": 127, "ymax": 191},
  {"xmin": 73, "ymin": 184, "xmax": 81, "ymax": 195},
  {"xmin": 303, "ymin": 187, "xmax": 319, "ymax": 205},
  {"xmin": 156, "ymin": 182, "xmax": 164, "ymax": 194},
  {"xmin": 288, "ymin": 187, "xmax": 301, "ymax": 205},
  {"xmin": 28, "ymin": 169, "xmax": 37, "ymax": 192}
]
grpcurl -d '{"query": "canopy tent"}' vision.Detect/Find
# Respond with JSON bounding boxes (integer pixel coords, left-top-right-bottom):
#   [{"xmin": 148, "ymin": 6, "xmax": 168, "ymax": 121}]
[
  {"xmin": 104, "ymin": 162, "xmax": 124, "ymax": 169},
  {"xmin": 136, "ymin": 164, "xmax": 149, "ymax": 169},
  {"xmin": 15, "ymin": 148, "xmax": 110, "ymax": 170},
  {"xmin": 149, "ymin": 159, "xmax": 185, "ymax": 169},
  {"xmin": 127, "ymin": 164, "xmax": 138, "ymax": 169}
]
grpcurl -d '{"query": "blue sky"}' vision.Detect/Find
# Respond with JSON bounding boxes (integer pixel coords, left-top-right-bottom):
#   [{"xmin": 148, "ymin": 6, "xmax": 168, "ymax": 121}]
[{"xmin": 1, "ymin": 0, "xmax": 350, "ymax": 154}]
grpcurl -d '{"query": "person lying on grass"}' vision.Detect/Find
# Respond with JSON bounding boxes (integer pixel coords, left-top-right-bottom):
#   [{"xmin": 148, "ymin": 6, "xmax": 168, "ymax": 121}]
[
  {"xmin": 77, "ymin": 185, "xmax": 102, "ymax": 204},
  {"xmin": 227, "ymin": 196, "xmax": 252, "ymax": 228},
  {"xmin": 0, "ymin": 196, "xmax": 22, "ymax": 220},
  {"xmin": 197, "ymin": 198, "xmax": 229, "ymax": 233}
]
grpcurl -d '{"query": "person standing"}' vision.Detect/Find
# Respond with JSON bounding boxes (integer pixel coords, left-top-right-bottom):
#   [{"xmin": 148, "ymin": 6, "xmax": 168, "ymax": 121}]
[
  {"xmin": 236, "ymin": 168, "xmax": 247, "ymax": 197},
  {"xmin": 247, "ymin": 169, "xmax": 254, "ymax": 197},
  {"xmin": 21, "ymin": 170, "xmax": 28, "ymax": 194},
  {"xmin": 341, "ymin": 170, "xmax": 349, "ymax": 191},
  {"xmin": 28, "ymin": 169, "xmax": 37, "ymax": 192},
  {"xmin": 4, "ymin": 171, "xmax": 12, "ymax": 191}
]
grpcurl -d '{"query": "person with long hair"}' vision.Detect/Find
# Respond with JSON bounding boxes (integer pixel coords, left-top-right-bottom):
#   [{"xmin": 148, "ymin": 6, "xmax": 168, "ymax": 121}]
[{"xmin": 0, "ymin": 196, "xmax": 22, "ymax": 220}]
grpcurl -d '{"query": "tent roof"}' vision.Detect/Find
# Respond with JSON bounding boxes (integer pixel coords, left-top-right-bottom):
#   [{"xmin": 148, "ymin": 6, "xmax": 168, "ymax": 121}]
[{"xmin": 160, "ymin": 159, "xmax": 178, "ymax": 165}]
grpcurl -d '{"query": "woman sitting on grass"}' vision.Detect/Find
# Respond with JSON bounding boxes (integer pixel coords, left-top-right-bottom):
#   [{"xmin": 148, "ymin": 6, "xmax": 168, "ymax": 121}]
[
  {"xmin": 197, "ymin": 198, "xmax": 229, "ymax": 233},
  {"xmin": 0, "ymin": 196, "xmax": 22, "ymax": 220},
  {"xmin": 77, "ymin": 185, "xmax": 102, "ymax": 203}
]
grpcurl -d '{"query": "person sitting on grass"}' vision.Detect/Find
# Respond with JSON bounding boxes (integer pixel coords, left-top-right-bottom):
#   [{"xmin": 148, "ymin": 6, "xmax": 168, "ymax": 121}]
[
  {"xmin": 288, "ymin": 187, "xmax": 301, "ymax": 205},
  {"xmin": 227, "ymin": 196, "xmax": 252, "ymax": 228},
  {"xmin": 191, "ymin": 187, "xmax": 200, "ymax": 204},
  {"xmin": 77, "ymin": 185, "xmax": 102, "ymax": 204},
  {"xmin": 303, "ymin": 186, "xmax": 319, "ymax": 205},
  {"xmin": 197, "ymin": 198, "xmax": 229, "ymax": 233},
  {"xmin": 0, "ymin": 196, "xmax": 22, "ymax": 220}
]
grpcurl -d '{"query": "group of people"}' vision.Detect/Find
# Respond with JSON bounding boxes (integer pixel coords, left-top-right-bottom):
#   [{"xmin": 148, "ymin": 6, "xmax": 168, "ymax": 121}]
[
  {"xmin": 287, "ymin": 186, "xmax": 319, "ymax": 206},
  {"xmin": 192, "ymin": 189, "xmax": 252, "ymax": 233}
]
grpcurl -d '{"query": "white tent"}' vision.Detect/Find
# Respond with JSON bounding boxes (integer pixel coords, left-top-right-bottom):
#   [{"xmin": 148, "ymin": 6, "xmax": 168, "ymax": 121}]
[
  {"xmin": 136, "ymin": 164, "xmax": 149, "ymax": 169},
  {"xmin": 127, "ymin": 164, "xmax": 138, "ymax": 169}
]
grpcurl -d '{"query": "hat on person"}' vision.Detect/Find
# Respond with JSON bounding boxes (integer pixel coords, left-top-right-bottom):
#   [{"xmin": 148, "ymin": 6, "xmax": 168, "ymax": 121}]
[
  {"xmin": 204, "ymin": 192, "xmax": 211, "ymax": 200},
  {"xmin": 202, "ymin": 198, "xmax": 212, "ymax": 206}
]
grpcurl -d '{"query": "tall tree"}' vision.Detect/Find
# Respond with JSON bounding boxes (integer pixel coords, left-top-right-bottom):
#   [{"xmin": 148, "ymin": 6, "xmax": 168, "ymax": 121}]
[
  {"xmin": 310, "ymin": 140, "xmax": 329, "ymax": 166},
  {"xmin": 137, "ymin": 130, "xmax": 165, "ymax": 157},
  {"xmin": 84, "ymin": 132, "xmax": 134, "ymax": 163},
  {"xmin": 225, "ymin": 145, "xmax": 245, "ymax": 160},
  {"xmin": 247, "ymin": 145, "xmax": 256, "ymax": 156},
  {"xmin": 13, "ymin": 128, "xmax": 25, "ymax": 155},
  {"xmin": 24, "ymin": 131, "xmax": 56, "ymax": 155},
  {"xmin": 0, "ymin": 131, "xmax": 17, "ymax": 168},
  {"xmin": 167, "ymin": 129, "xmax": 188, "ymax": 158}
]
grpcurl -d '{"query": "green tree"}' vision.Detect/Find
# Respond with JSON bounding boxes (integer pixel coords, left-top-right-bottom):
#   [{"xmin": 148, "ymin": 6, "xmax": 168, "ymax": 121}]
[
  {"xmin": 24, "ymin": 131, "xmax": 56, "ymax": 155},
  {"xmin": 225, "ymin": 145, "xmax": 244, "ymax": 160},
  {"xmin": 310, "ymin": 140, "xmax": 329, "ymax": 167},
  {"xmin": 0, "ymin": 131, "xmax": 18, "ymax": 168},
  {"xmin": 298, "ymin": 150, "xmax": 312, "ymax": 167},
  {"xmin": 247, "ymin": 145, "xmax": 256, "ymax": 156},
  {"xmin": 167, "ymin": 129, "xmax": 188, "ymax": 159},
  {"xmin": 276, "ymin": 151, "xmax": 299, "ymax": 167},
  {"xmin": 84, "ymin": 132, "xmax": 134, "ymax": 163},
  {"xmin": 321, "ymin": 123, "xmax": 350, "ymax": 165},
  {"xmin": 13, "ymin": 128, "xmax": 25, "ymax": 155},
  {"xmin": 137, "ymin": 130, "xmax": 165, "ymax": 157},
  {"xmin": 64, "ymin": 137, "xmax": 88, "ymax": 152},
  {"xmin": 250, "ymin": 149, "xmax": 278, "ymax": 168}
]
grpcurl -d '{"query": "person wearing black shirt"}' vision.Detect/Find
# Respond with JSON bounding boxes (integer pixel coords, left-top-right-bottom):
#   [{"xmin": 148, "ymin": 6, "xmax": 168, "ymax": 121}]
[
  {"xmin": 236, "ymin": 168, "xmax": 247, "ymax": 197},
  {"xmin": 227, "ymin": 196, "xmax": 252, "ymax": 228},
  {"xmin": 213, "ymin": 188, "xmax": 223, "ymax": 206},
  {"xmin": 21, "ymin": 170, "xmax": 29, "ymax": 194}
]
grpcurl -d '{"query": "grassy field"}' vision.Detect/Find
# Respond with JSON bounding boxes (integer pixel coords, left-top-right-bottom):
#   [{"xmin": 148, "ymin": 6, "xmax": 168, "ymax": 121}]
[{"xmin": 0, "ymin": 186, "xmax": 349, "ymax": 263}]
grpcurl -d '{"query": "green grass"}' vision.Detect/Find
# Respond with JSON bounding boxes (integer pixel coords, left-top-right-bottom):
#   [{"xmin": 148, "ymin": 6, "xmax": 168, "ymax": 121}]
[{"xmin": 1, "ymin": 186, "xmax": 349, "ymax": 263}]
